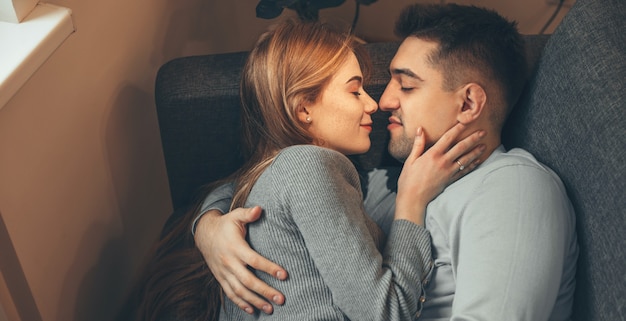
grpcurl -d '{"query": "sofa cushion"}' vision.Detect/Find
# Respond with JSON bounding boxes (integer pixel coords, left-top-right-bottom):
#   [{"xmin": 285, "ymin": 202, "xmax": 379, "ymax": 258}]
[{"xmin": 502, "ymin": 0, "xmax": 626, "ymax": 320}]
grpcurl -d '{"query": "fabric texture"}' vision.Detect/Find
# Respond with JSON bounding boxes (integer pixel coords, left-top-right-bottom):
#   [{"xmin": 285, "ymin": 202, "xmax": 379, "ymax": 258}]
[
  {"xmin": 502, "ymin": 1, "xmax": 626, "ymax": 320},
  {"xmin": 363, "ymin": 146, "xmax": 578, "ymax": 320},
  {"xmin": 217, "ymin": 145, "xmax": 432, "ymax": 320}
]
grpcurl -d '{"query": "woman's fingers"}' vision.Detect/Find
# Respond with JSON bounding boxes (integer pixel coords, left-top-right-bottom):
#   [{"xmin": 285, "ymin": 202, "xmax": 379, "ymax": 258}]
[
  {"xmin": 429, "ymin": 122, "xmax": 467, "ymax": 154},
  {"xmin": 422, "ymin": 123, "xmax": 487, "ymax": 181},
  {"xmin": 446, "ymin": 129, "xmax": 486, "ymax": 180},
  {"xmin": 406, "ymin": 127, "xmax": 426, "ymax": 163},
  {"xmin": 451, "ymin": 144, "xmax": 486, "ymax": 179},
  {"xmin": 447, "ymin": 128, "xmax": 486, "ymax": 162}
]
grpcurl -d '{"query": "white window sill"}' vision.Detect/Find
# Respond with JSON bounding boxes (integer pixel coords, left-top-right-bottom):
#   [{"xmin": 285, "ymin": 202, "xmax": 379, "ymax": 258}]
[{"xmin": 0, "ymin": 3, "xmax": 74, "ymax": 110}]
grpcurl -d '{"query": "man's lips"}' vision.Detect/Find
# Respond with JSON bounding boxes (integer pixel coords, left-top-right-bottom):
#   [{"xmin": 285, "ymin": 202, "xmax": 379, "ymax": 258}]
[{"xmin": 387, "ymin": 116, "xmax": 402, "ymax": 130}]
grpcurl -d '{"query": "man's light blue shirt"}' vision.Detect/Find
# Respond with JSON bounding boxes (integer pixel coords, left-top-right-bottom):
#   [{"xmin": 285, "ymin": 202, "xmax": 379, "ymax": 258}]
[{"xmin": 363, "ymin": 146, "xmax": 578, "ymax": 320}]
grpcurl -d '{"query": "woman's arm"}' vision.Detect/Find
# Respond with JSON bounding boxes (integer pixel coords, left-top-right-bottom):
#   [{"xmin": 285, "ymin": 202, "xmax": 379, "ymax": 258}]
[
  {"xmin": 270, "ymin": 145, "xmax": 429, "ymax": 320},
  {"xmin": 194, "ymin": 125, "xmax": 486, "ymax": 315},
  {"xmin": 396, "ymin": 124, "xmax": 485, "ymax": 224}
]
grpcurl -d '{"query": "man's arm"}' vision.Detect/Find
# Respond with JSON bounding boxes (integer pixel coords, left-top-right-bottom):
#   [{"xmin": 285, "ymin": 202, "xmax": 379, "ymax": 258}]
[
  {"xmin": 450, "ymin": 164, "xmax": 576, "ymax": 320},
  {"xmin": 193, "ymin": 194, "xmax": 287, "ymax": 314},
  {"xmin": 191, "ymin": 182, "xmax": 235, "ymax": 235}
]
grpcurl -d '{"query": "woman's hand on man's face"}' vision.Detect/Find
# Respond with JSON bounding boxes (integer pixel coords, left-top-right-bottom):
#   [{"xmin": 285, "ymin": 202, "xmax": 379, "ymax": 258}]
[{"xmin": 395, "ymin": 123, "xmax": 486, "ymax": 225}]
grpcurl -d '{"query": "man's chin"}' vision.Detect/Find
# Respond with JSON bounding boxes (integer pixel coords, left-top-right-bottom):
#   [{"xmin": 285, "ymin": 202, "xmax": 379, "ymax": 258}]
[{"xmin": 387, "ymin": 142, "xmax": 410, "ymax": 163}]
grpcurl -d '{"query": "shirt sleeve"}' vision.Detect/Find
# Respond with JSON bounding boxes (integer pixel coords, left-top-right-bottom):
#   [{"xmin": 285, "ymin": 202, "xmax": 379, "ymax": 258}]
[
  {"xmin": 361, "ymin": 167, "xmax": 401, "ymax": 236},
  {"xmin": 272, "ymin": 146, "xmax": 433, "ymax": 320},
  {"xmin": 449, "ymin": 164, "xmax": 576, "ymax": 320},
  {"xmin": 190, "ymin": 181, "xmax": 235, "ymax": 235}
]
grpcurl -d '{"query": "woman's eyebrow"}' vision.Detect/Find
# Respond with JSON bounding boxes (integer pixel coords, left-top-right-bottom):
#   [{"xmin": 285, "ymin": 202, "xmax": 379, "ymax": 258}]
[{"xmin": 346, "ymin": 75, "xmax": 363, "ymax": 84}]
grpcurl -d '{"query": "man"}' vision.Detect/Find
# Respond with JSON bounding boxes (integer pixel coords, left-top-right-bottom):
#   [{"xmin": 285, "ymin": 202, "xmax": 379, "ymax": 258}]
[{"xmin": 194, "ymin": 4, "xmax": 578, "ymax": 320}]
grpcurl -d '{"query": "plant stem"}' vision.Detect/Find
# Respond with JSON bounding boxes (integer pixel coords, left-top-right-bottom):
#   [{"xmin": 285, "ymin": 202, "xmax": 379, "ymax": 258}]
[{"xmin": 351, "ymin": 1, "xmax": 360, "ymax": 34}]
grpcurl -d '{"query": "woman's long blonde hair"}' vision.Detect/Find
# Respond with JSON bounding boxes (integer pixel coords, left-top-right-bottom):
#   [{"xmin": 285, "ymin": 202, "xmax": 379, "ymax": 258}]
[
  {"xmin": 123, "ymin": 19, "xmax": 369, "ymax": 321},
  {"xmin": 232, "ymin": 19, "xmax": 368, "ymax": 209}
]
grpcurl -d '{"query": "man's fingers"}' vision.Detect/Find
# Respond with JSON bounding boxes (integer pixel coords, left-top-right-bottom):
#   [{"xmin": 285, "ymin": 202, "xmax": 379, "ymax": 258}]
[
  {"xmin": 228, "ymin": 272, "xmax": 276, "ymax": 314},
  {"xmin": 220, "ymin": 280, "xmax": 258, "ymax": 315},
  {"xmin": 233, "ymin": 206, "xmax": 263, "ymax": 224},
  {"xmin": 245, "ymin": 251, "xmax": 288, "ymax": 281},
  {"xmin": 216, "ymin": 258, "xmax": 280, "ymax": 315},
  {"xmin": 241, "ymin": 250, "xmax": 287, "ymax": 302}
]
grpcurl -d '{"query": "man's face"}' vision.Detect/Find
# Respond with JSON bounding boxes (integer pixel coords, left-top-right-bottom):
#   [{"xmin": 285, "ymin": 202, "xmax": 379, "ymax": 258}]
[{"xmin": 379, "ymin": 37, "xmax": 460, "ymax": 162}]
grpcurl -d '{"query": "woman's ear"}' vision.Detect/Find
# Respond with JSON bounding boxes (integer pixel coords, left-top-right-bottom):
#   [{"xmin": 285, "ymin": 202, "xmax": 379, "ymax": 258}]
[
  {"xmin": 456, "ymin": 83, "xmax": 486, "ymax": 125},
  {"xmin": 297, "ymin": 105, "xmax": 312, "ymax": 124}
]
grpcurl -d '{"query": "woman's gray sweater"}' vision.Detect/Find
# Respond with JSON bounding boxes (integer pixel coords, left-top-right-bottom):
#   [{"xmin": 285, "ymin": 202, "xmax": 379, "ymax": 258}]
[{"xmin": 219, "ymin": 145, "xmax": 432, "ymax": 321}]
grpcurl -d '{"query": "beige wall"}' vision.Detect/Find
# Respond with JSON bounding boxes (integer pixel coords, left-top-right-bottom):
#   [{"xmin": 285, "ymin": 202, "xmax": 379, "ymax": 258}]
[{"xmin": 0, "ymin": 0, "xmax": 571, "ymax": 320}]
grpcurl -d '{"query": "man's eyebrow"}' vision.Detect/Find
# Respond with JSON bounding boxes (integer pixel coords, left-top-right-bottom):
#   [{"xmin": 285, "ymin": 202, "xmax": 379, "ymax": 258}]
[{"xmin": 390, "ymin": 68, "xmax": 424, "ymax": 81}]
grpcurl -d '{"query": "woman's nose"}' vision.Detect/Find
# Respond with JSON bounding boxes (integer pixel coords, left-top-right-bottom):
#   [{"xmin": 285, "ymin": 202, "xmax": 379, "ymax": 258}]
[{"xmin": 364, "ymin": 91, "xmax": 378, "ymax": 114}]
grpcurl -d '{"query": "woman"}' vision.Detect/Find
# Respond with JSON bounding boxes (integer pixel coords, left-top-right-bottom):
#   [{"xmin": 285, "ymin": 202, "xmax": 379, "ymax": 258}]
[{"xmin": 126, "ymin": 19, "xmax": 483, "ymax": 321}]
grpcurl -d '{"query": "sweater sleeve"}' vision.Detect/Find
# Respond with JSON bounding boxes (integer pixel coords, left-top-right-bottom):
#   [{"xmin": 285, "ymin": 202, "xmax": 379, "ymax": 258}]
[
  {"xmin": 272, "ymin": 146, "xmax": 432, "ymax": 320},
  {"xmin": 190, "ymin": 182, "xmax": 234, "ymax": 235}
]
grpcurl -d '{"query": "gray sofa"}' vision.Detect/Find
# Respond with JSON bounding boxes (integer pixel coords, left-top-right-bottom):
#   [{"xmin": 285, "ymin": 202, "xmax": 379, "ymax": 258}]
[{"xmin": 154, "ymin": 0, "xmax": 625, "ymax": 319}]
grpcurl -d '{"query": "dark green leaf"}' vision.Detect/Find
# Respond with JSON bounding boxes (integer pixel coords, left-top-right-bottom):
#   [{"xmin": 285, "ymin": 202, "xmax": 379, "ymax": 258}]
[
  {"xmin": 356, "ymin": 0, "xmax": 378, "ymax": 5},
  {"xmin": 256, "ymin": 0, "xmax": 285, "ymax": 19},
  {"xmin": 274, "ymin": 0, "xmax": 300, "ymax": 6},
  {"xmin": 311, "ymin": 0, "xmax": 346, "ymax": 10}
]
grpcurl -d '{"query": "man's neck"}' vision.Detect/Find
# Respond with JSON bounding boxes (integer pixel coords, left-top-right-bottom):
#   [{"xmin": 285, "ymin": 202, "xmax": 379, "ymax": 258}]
[
  {"xmin": 456, "ymin": 121, "xmax": 502, "ymax": 164},
  {"xmin": 478, "ymin": 134, "xmax": 501, "ymax": 163}
]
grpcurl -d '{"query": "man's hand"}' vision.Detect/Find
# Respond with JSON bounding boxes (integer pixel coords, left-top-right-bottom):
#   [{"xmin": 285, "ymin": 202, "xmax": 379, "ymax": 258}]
[{"xmin": 194, "ymin": 207, "xmax": 287, "ymax": 314}]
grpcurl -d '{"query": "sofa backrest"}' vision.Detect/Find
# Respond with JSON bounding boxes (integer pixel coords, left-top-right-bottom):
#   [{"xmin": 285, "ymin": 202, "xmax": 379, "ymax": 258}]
[
  {"xmin": 156, "ymin": 51, "xmax": 248, "ymax": 210},
  {"xmin": 154, "ymin": 36, "xmax": 549, "ymax": 210},
  {"xmin": 154, "ymin": 0, "xmax": 625, "ymax": 319},
  {"xmin": 502, "ymin": 0, "xmax": 626, "ymax": 320}
]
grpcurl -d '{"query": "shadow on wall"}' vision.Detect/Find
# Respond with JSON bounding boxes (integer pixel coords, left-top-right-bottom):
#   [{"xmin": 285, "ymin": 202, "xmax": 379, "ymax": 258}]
[
  {"xmin": 57, "ymin": 2, "xmax": 268, "ymax": 319},
  {"xmin": 150, "ymin": 0, "xmax": 214, "ymax": 66},
  {"xmin": 152, "ymin": 0, "xmax": 274, "ymax": 65},
  {"xmin": 56, "ymin": 85, "xmax": 170, "ymax": 321},
  {"xmin": 57, "ymin": 222, "xmax": 130, "ymax": 321},
  {"xmin": 0, "ymin": 211, "xmax": 43, "ymax": 321}
]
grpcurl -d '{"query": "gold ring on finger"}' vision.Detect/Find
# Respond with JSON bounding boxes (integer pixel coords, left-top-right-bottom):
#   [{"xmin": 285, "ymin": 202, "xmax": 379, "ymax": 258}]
[{"xmin": 456, "ymin": 160, "xmax": 465, "ymax": 172}]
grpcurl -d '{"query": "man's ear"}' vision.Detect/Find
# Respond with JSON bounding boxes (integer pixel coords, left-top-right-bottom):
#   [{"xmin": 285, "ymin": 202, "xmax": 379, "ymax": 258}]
[{"xmin": 456, "ymin": 83, "xmax": 486, "ymax": 125}]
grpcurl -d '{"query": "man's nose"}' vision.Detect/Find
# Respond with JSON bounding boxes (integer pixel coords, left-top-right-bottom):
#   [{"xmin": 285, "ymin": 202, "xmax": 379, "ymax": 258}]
[{"xmin": 379, "ymin": 83, "xmax": 399, "ymax": 111}]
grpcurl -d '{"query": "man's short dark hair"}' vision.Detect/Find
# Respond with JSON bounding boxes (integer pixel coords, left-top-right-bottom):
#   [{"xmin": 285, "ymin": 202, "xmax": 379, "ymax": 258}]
[{"xmin": 395, "ymin": 4, "xmax": 527, "ymax": 123}]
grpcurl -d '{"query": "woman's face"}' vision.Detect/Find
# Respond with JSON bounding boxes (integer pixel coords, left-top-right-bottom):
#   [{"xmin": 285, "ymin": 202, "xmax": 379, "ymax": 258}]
[{"xmin": 306, "ymin": 52, "xmax": 378, "ymax": 155}]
